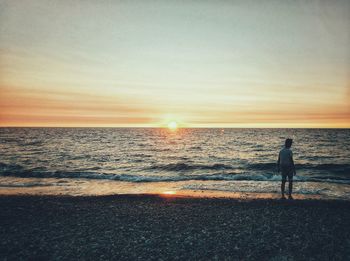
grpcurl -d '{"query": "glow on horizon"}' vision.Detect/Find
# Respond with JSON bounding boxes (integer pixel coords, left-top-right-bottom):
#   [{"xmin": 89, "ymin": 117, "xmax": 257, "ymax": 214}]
[
  {"xmin": 162, "ymin": 191, "xmax": 176, "ymax": 195},
  {"xmin": 0, "ymin": 1, "xmax": 349, "ymax": 128},
  {"xmin": 167, "ymin": 121, "xmax": 178, "ymax": 131}
]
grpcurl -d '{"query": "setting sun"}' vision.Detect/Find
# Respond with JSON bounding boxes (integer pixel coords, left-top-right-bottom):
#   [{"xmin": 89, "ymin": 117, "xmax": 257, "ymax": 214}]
[
  {"xmin": 162, "ymin": 191, "xmax": 176, "ymax": 195},
  {"xmin": 167, "ymin": 121, "xmax": 178, "ymax": 130}
]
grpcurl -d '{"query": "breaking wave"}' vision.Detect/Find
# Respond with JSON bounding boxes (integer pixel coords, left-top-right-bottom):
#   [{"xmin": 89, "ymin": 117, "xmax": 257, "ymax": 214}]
[
  {"xmin": 145, "ymin": 163, "xmax": 234, "ymax": 171},
  {"xmin": 1, "ymin": 162, "xmax": 349, "ymax": 184},
  {"xmin": 143, "ymin": 162, "xmax": 350, "ymax": 174}
]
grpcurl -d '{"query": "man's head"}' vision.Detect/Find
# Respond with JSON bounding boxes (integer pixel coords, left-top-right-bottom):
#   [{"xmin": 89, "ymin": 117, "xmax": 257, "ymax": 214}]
[{"xmin": 285, "ymin": 138, "xmax": 293, "ymax": 148}]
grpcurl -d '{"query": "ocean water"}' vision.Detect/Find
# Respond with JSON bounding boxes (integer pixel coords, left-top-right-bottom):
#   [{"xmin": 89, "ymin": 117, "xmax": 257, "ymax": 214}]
[{"xmin": 0, "ymin": 128, "xmax": 349, "ymax": 199}]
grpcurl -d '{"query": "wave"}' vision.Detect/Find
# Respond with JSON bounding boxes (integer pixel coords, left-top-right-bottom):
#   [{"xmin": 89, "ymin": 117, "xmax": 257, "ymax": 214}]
[
  {"xmin": 0, "ymin": 162, "xmax": 24, "ymax": 172},
  {"xmin": 245, "ymin": 163, "xmax": 350, "ymax": 176},
  {"xmin": 1, "ymin": 163, "xmax": 349, "ymax": 184},
  {"xmin": 144, "ymin": 162, "xmax": 350, "ymax": 175},
  {"xmin": 23, "ymin": 140, "xmax": 43, "ymax": 146},
  {"xmin": 145, "ymin": 163, "xmax": 235, "ymax": 171},
  {"xmin": 303, "ymin": 163, "xmax": 350, "ymax": 172},
  {"xmin": 246, "ymin": 163, "xmax": 277, "ymax": 171},
  {"xmin": 0, "ymin": 183, "xmax": 54, "ymax": 188}
]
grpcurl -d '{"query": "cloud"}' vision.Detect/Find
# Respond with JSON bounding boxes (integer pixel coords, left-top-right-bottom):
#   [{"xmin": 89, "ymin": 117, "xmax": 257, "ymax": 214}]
[{"xmin": 0, "ymin": 86, "xmax": 159, "ymax": 126}]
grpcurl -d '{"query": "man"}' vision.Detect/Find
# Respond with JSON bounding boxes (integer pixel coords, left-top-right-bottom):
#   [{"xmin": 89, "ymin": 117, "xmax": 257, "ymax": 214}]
[{"xmin": 277, "ymin": 138, "xmax": 296, "ymax": 199}]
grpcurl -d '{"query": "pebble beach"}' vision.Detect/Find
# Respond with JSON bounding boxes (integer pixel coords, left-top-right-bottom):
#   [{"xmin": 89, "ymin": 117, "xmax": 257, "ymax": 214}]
[{"xmin": 1, "ymin": 194, "xmax": 349, "ymax": 260}]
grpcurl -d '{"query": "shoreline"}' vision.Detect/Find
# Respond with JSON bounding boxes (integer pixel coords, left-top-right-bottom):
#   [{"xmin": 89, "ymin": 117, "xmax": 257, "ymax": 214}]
[
  {"xmin": 1, "ymin": 176, "xmax": 349, "ymax": 200},
  {"xmin": 0, "ymin": 190, "xmax": 325, "ymax": 200},
  {"xmin": 0, "ymin": 192, "xmax": 349, "ymax": 203}
]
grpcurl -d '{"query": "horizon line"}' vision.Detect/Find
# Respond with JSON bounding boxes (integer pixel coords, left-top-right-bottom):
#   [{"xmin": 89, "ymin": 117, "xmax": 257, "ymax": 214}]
[{"xmin": 0, "ymin": 126, "xmax": 349, "ymax": 129}]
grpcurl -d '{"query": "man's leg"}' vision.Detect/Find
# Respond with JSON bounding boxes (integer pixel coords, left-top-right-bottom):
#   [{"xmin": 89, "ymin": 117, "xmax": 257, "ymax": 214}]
[
  {"xmin": 281, "ymin": 178, "xmax": 286, "ymax": 198},
  {"xmin": 288, "ymin": 175, "xmax": 293, "ymax": 199},
  {"xmin": 288, "ymin": 180, "xmax": 293, "ymax": 195}
]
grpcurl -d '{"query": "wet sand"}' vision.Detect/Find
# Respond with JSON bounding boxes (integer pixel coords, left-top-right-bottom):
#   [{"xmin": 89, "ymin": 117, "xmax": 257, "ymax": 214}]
[
  {"xmin": 0, "ymin": 194, "xmax": 349, "ymax": 260},
  {"xmin": 2, "ymin": 176, "xmax": 349, "ymax": 200}
]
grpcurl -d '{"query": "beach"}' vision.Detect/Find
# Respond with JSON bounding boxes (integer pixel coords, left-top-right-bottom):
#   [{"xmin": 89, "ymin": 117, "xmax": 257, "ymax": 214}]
[{"xmin": 1, "ymin": 194, "xmax": 349, "ymax": 260}]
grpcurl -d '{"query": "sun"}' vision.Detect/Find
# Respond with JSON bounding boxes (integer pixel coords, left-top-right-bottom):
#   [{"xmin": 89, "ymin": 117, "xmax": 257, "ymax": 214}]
[
  {"xmin": 167, "ymin": 121, "xmax": 178, "ymax": 130},
  {"xmin": 162, "ymin": 191, "xmax": 176, "ymax": 195}
]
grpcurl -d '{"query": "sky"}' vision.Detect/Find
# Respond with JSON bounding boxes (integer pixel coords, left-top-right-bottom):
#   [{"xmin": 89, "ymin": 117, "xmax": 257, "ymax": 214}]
[{"xmin": 0, "ymin": 0, "xmax": 349, "ymax": 127}]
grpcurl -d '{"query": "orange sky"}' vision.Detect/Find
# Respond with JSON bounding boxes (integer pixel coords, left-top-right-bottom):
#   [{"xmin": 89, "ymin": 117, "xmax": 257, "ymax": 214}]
[{"xmin": 0, "ymin": 1, "xmax": 349, "ymax": 128}]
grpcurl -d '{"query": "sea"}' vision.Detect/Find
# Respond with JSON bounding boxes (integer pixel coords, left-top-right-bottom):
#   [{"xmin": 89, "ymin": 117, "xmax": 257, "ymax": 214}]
[{"xmin": 0, "ymin": 128, "xmax": 349, "ymax": 199}]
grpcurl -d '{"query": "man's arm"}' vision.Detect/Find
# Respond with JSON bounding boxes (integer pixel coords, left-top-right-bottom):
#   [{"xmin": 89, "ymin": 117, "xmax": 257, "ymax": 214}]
[{"xmin": 277, "ymin": 153, "xmax": 280, "ymax": 173}]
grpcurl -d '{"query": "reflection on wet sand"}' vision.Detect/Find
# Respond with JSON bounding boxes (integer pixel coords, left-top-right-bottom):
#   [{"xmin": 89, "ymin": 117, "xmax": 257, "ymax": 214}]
[{"xmin": 0, "ymin": 176, "xmax": 340, "ymax": 200}]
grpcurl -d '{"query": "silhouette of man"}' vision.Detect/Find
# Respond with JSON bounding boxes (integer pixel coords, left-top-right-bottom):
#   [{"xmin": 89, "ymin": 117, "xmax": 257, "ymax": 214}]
[{"xmin": 277, "ymin": 138, "xmax": 296, "ymax": 199}]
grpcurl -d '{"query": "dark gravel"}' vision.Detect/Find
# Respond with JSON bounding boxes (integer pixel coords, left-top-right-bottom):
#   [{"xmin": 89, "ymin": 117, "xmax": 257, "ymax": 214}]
[{"xmin": 0, "ymin": 195, "xmax": 349, "ymax": 261}]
